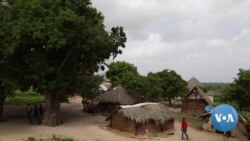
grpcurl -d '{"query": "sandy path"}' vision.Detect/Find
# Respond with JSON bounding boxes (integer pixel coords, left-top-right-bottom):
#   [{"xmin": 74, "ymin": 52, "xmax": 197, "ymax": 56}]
[{"xmin": 0, "ymin": 97, "xmax": 240, "ymax": 141}]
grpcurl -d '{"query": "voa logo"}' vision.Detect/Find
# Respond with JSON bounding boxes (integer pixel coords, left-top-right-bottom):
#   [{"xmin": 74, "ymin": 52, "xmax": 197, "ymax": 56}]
[
  {"xmin": 214, "ymin": 113, "xmax": 235, "ymax": 123},
  {"xmin": 211, "ymin": 104, "xmax": 238, "ymax": 132}
]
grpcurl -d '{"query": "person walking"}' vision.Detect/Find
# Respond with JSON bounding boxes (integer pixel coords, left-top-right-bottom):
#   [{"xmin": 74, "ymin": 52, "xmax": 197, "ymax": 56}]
[{"xmin": 181, "ymin": 117, "xmax": 189, "ymax": 140}]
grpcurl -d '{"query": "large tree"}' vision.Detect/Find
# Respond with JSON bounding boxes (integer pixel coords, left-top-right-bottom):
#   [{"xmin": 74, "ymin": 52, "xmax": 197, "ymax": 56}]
[
  {"xmin": 1, "ymin": 0, "xmax": 126, "ymax": 126},
  {"xmin": 106, "ymin": 62, "xmax": 187, "ymax": 103},
  {"xmin": 107, "ymin": 61, "xmax": 139, "ymax": 85},
  {"xmin": 0, "ymin": 0, "xmax": 21, "ymax": 121},
  {"xmin": 106, "ymin": 61, "xmax": 147, "ymax": 96},
  {"xmin": 220, "ymin": 69, "xmax": 250, "ymax": 111},
  {"xmin": 154, "ymin": 69, "xmax": 187, "ymax": 106}
]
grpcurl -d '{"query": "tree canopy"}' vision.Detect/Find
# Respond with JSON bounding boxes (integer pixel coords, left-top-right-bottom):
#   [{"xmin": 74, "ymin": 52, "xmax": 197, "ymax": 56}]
[
  {"xmin": 220, "ymin": 69, "xmax": 250, "ymax": 111},
  {"xmin": 106, "ymin": 62, "xmax": 188, "ymax": 103},
  {"xmin": 149, "ymin": 70, "xmax": 188, "ymax": 105},
  {"xmin": 107, "ymin": 61, "xmax": 139, "ymax": 85},
  {"xmin": 0, "ymin": 0, "xmax": 127, "ymax": 125},
  {"xmin": 8, "ymin": 0, "xmax": 126, "ymax": 94}
]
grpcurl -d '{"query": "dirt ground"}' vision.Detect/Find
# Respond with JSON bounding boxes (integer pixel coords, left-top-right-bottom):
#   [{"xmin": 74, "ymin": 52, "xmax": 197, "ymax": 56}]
[{"xmin": 0, "ymin": 96, "xmax": 242, "ymax": 141}]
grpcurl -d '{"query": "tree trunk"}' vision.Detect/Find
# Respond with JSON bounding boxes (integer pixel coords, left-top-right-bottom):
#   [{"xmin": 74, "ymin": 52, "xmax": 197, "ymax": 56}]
[
  {"xmin": 44, "ymin": 93, "xmax": 61, "ymax": 126},
  {"xmin": 168, "ymin": 98, "xmax": 172, "ymax": 107},
  {"xmin": 0, "ymin": 86, "xmax": 6, "ymax": 122}
]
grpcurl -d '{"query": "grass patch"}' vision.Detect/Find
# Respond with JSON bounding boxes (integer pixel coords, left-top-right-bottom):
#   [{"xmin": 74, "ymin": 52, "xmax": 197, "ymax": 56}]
[
  {"xmin": 176, "ymin": 112, "xmax": 203, "ymax": 130},
  {"xmin": 5, "ymin": 89, "xmax": 44, "ymax": 105},
  {"xmin": 25, "ymin": 135, "xmax": 74, "ymax": 141},
  {"xmin": 52, "ymin": 135, "xmax": 74, "ymax": 141}
]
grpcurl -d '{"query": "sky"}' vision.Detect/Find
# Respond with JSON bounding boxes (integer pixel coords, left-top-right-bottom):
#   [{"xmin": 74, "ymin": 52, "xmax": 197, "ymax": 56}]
[{"xmin": 91, "ymin": 0, "xmax": 250, "ymax": 82}]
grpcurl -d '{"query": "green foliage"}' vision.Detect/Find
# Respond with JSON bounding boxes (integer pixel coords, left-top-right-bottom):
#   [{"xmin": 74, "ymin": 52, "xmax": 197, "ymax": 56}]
[
  {"xmin": 219, "ymin": 69, "xmax": 250, "ymax": 111},
  {"xmin": 5, "ymin": 89, "xmax": 44, "ymax": 105},
  {"xmin": 1, "ymin": 0, "xmax": 127, "ymax": 100},
  {"xmin": 145, "ymin": 72, "xmax": 163, "ymax": 99},
  {"xmin": 107, "ymin": 61, "xmax": 139, "ymax": 85},
  {"xmin": 202, "ymin": 83, "xmax": 230, "ymax": 91},
  {"xmin": 106, "ymin": 62, "xmax": 187, "ymax": 102},
  {"xmin": 106, "ymin": 61, "xmax": 146, "ymax": 95},
  {"xmin": 200, "ymin": 86, "xmax": 208, "ymax": 93},
  {"xmin": 78, "ymin": 75, "xmax": 103, "ymax": 99},
  {"xmin": 52, "ymin": 134, "xmax": 74, "ymax": 141},
  {"xmin": 241, "ymin": 111, "xmax": 250, "ymax": 123},
  {"xmin": 155, "ymin": 69, "xmax": 188, "ymax": 103}
]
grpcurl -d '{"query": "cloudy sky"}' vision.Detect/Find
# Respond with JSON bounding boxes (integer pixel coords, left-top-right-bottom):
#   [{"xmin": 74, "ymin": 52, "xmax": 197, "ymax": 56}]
[{"xmin": 91, "ymin": 0, "xmax": 250, "ymax": 82}]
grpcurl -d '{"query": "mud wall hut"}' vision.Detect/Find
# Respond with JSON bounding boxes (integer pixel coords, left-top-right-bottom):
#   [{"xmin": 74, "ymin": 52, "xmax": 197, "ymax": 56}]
[
  {"xmin": 106, "ymin": 103, "xmax": 175, "ymax": 135},
  {"xmin": 181, "ymin": 86, "xmax": 213, "ymax": 114}
]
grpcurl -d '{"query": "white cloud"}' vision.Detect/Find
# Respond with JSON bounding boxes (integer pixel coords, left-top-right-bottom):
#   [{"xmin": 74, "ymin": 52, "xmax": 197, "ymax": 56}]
[{"xmin": 92, "ymin": 0, "xmax": 250, "ymax": 82}]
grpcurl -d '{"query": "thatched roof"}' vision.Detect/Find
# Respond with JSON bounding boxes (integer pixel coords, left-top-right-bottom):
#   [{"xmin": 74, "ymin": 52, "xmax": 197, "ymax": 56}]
[
  {"xmin": 187, "ymin": 77, "xmax": 202, "ymax": 90},
  {"xmin": 107, "ymin": 103, "xmax": 175, "ymax": 125},
  {"xmin": 182, "ymin": 86, "xmax": 213, "ymax": 105},
  {"xmin": 94, "ymin": 85, "xmax": 141, "ymax": 105}
]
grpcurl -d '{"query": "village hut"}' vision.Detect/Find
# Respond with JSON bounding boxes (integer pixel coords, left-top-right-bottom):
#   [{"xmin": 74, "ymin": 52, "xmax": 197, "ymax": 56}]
[
  {"xmin": 94, "ymin": 85, "xmax": 142, "ymax": 113},
  {"xmin": 106, "ymin": 103, "xmax": 175, "ymax": 135},
  {"xmin": 201, "ymin": 113, "xmax": 249, "ymax": 141},
  {"xmin": 181, "ymin": 86, "xmax": 213, "ymax": 114}
]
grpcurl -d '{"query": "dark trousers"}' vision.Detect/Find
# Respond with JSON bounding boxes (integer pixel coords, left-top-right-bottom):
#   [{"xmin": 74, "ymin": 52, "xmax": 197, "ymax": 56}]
[
  {"xmin": 182, "ymin": 128, "xmax": 189, "ymax": 139},
  {"xmin": 27, "ymin": 111, "xmax": 33, "ymax": 124}
]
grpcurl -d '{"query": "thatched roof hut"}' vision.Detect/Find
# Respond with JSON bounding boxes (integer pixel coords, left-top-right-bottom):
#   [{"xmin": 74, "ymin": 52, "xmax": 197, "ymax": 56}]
[
  {"xmin": 119, "ymin": 103, "xmax": 175, "ymax": 125},
  {"xmin": 181, "ymin": 86, "xmax": 212, "ymax": 114},
  {"xmin": 94, "ymin": 85, "xmax": 141, "ymax": 105},
  {"xmin": 106, "ymin": 103, "xmax": 175, "ymax": 135}
]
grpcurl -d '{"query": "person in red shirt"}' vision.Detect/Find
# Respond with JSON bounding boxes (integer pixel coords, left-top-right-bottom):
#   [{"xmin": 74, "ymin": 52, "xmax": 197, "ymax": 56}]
[{"xmin": 181, "ymin": 117, "xmax": 189, "ymax": 140}]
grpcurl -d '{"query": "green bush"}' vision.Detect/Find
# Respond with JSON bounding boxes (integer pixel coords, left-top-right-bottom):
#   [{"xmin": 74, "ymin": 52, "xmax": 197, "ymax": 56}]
[{"xmin": 5, "ymin": 89, "xmax": 44, "ymax": 105}]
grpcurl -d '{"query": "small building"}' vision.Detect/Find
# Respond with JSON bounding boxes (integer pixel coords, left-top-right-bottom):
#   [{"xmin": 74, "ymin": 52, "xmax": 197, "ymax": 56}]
[
  {"xmin": 94, "ymin": 85, "xmax": 142, "ymax": 113},
  {"xmin": 202, "ymin": 113, "xmax": 249, "ymax": 141},
  {"xmin": 181, "ymin": 86, "xmax": 213, "ymax": 114},
  {"xmin": 106, "ymin": 103, "xmax": 175, "ymax": 135}
]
